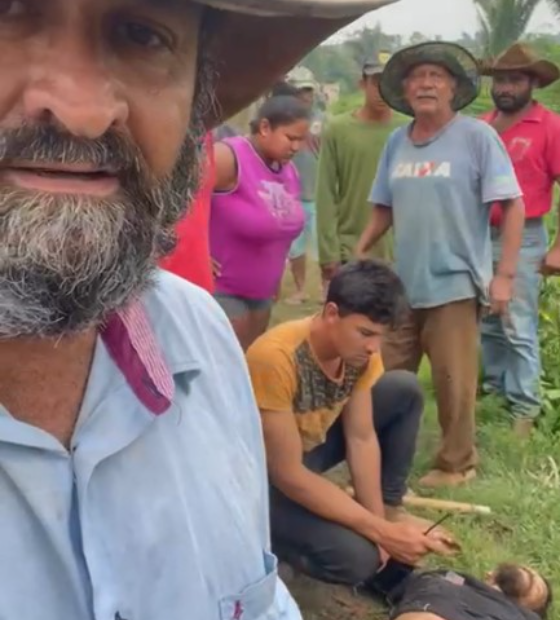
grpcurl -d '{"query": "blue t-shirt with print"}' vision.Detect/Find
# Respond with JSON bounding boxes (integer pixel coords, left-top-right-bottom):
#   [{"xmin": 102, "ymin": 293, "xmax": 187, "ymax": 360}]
[{"xmin": 370, "ymin": 115, "xmax": 522, "ymax": 309}]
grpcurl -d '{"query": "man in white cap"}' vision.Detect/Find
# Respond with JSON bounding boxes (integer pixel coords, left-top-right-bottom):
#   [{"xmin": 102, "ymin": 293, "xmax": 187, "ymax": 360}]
[
  {"xmin": 356, "ymin": 42, "xmax": 525, "ymax": 488},
  {"xmin": 0, "ymin": 1, "xmax": 399, "ymax": 618},
  {"xmin": 284, "ymin": 66, "xmax": 323, "ymax": 304}
]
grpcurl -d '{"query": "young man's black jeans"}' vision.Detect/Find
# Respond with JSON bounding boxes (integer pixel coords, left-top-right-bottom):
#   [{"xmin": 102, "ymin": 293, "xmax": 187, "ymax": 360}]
[{"xmin": 270, "ymin": 370, "xmax": 423, "ymax": 586}]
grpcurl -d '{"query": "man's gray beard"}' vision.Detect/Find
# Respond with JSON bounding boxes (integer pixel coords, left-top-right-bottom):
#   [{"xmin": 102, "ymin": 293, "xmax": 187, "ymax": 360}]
[{"xmin": 0, "ymin": 65, "xmax": 215, "ymax": 340}]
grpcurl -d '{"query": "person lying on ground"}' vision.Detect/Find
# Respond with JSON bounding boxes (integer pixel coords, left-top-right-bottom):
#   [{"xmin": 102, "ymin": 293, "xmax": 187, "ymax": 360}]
[
  {"xmin": 246, "ymin": 259, "xmax": 457, "ymax": 589},
  {"xmin": 387, "ymin": 563, "xmax": 552, "ymax": 620}
]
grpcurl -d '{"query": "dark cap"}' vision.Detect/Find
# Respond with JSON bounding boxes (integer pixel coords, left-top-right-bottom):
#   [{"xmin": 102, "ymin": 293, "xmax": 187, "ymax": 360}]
[
  {"xmin": 363, "ymin": 61, "xmax": 385, "ymax": 77},
  {"xmin": 362, "ymin": 51, "xmax": 391, "ymax": 77}
]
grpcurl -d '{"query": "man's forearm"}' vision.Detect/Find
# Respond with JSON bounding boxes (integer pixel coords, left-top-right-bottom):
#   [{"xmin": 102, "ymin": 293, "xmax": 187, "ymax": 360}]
[
  {"xmin": 274, "ymin": 468, "xmax": 388, "ymax": 544},
  {"xmin": 497, "ymin": 197, "xmax": 525, "ymax": 276},
  {"xmin": 356, "ymin": 205, "xmax": 393, "ymax": 255},
  {"xmin": 346, "ymin": 438, "xmax": 384, "ymax": 518},
  {"xmin": 316, "ymin": 195, "xmax": 340, "ymax": 265},
  {"xmin": 316, "ymin": 142, "xmax": 340, "ymax": 264}
]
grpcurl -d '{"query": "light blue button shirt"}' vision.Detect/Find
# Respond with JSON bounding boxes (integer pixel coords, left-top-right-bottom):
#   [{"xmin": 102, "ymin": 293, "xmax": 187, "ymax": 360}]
[{"xmin": 0, "ymin": 270, "xmax": 301, "ymax": 620}]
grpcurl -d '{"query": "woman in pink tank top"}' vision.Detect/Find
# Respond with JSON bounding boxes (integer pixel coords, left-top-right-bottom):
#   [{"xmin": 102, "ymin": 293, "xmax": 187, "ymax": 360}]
[{"xmin": 211, "ymin": 96, "xmax": 309, "ymax": 350}]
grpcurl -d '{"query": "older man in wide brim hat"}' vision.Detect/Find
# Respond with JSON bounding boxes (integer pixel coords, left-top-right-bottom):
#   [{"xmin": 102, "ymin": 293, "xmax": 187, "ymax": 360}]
[
  {"xmin": 357, "ymin": 41, "xmax": 526, "ymax": 488},
  {"xmin": 0, "ymin": 1, "xmax": 400, "ymax": 619},
  {"xmin": 479, "ymin": 43, "xmax": 560, "ymax": 436}
]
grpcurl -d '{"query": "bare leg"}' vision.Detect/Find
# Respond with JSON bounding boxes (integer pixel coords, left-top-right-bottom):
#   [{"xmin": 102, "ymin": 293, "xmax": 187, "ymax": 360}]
[
  {"xmin": 244, "ymin": 308, "xmax": 272, "ymax": 349},
  {"xmin": 286, "ymin": 255, "xmax": 308, "ymax": 304},
  {"xmin": 229, "ymin": 313, "xmax": 255, "ymax": 352}
]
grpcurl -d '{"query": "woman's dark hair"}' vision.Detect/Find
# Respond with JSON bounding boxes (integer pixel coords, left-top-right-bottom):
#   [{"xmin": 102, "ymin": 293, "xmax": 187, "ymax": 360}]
[
  {"xmin": 250, "ymin": 96, "xmax": 311, "ymax": 134},
  {"xmin": 326, "ymin": 260, "xmax": 408, "ymax": 328}
]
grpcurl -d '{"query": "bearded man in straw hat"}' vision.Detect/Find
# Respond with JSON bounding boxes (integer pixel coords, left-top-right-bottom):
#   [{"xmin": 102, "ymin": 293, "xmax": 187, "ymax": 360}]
[
  {"xmin": 356, "ymin": 42, "xmax": 525, "ymax": 488},
  {"xmin": 480, "ymin": 43, "xmax": 560, "ymax": 436},
  {"xmin": 0, "ymin": 1, "xmax": 399, "ymax": 618}
]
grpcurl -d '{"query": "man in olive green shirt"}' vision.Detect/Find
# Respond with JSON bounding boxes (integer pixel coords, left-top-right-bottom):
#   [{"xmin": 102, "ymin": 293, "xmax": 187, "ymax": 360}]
[{"xmin": 316, "ymin": 59, "xmax": 402, "ymax": 287}]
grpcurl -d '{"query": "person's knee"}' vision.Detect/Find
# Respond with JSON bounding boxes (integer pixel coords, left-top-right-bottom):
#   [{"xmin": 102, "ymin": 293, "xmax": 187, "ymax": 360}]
[
  {"xmin": 374, "ymin": 370, "xmax": 424, "ymax": 418},
  {"xmin": 281, "ymin": 528, "xmax": 381, "ymax": 586},
  {"xmin": 301, "ymin": 530, "xmax": 380, "ymax": 586},
  {"xmin": 331, "ymin": 534, "xmax": 381, "ymax": 585}
]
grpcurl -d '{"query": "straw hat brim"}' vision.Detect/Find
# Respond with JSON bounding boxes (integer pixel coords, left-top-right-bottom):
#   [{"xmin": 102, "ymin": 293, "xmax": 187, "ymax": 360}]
[
  {"xmin": 195, "ymin": 0, "xmax": 399, "ymax": 125},
  {"xmin": 480, "ymin": 59, "xmax": 560, "ymax": 89},
  {"xmin": 379, "ymin": 42, "xmax": 481, "ymax": 117},
  {"xmin": 199, "ymin": 0, "xmax": 397, "ymax": 18}
]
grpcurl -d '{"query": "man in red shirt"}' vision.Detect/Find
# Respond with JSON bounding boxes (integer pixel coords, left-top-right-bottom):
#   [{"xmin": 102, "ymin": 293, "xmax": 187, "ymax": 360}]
[
  {"xmin": 481, "ymin": 43, "xmax": 560, "ymax": 435},
  {"xmin": 159, "ymin": 133, "xmax": 215, "ymax": 293}
]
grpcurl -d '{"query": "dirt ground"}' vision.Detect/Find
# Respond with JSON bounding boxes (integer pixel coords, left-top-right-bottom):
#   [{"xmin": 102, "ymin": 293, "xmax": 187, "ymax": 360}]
[{"xmin": 283, "ymin": 569, "xmax": 386, "ymax": 620}]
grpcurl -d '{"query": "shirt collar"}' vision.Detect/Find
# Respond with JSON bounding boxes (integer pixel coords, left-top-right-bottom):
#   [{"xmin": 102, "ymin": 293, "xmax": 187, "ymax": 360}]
[
  {"xmin": 101, "ymin": 301, "xmax": 175, "ymax": 416},
  {"xmin": 520, "ymin": 101, "xmax": 546, "ymax": 123}
]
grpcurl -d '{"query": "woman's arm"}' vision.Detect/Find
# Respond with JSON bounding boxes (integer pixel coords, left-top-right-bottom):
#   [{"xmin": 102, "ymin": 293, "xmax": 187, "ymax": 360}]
[{"xmin": 213, "ymin": 142, "xmax": 238, "ymax": 192}]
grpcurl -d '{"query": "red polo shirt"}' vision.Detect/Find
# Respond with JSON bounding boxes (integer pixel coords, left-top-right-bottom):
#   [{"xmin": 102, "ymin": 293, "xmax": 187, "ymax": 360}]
[
  {"xmin": 159, "ymin": 133, "xmax": 215, "ymax": 292},
  {"xmin": 481, "ymin": 102, "xmax": 560, "ymax": 226}
]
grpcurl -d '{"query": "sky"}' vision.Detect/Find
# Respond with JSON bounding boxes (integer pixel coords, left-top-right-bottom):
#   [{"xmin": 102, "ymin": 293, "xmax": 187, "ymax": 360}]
[{"xmin": 336, "ymin": 0, "xmax": 557, "ymax": 41}]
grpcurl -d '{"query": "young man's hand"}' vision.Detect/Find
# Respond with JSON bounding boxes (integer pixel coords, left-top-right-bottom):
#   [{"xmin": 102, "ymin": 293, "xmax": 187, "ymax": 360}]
[{"xmin": 378, "ymin": 522, "xmax": 458, "ymax": 566}]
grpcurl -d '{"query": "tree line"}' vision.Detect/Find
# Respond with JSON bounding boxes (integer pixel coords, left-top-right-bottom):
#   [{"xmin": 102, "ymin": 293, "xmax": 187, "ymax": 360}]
[{"xmin": 303, "ymin": 0, "xmax": 560, "ymax": 108}]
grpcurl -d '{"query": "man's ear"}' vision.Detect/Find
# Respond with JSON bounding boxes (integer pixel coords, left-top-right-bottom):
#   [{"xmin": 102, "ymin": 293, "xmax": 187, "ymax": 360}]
[
  {"xmin": 259, "ymin": 118, "xmax": 272, "ymax": 137},
  {"xmin": 323, "ymin": 302, "xmax": 340, "ymax": 322}
]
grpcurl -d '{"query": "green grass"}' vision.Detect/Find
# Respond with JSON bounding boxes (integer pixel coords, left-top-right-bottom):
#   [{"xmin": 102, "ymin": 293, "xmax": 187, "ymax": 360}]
[{"xmin": 274, "ymin": 262, "xmax": 560, "ymax": 619}]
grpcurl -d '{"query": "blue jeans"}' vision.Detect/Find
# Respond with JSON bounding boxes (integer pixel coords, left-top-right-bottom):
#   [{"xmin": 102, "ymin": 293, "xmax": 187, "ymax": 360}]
[
  {"xmin": 481, "ymin": 219, "xmax": 547, "ymax": 418},
  {"xmin": 289, "ymin": 201, "xmax": 317, "ymax": 260}
]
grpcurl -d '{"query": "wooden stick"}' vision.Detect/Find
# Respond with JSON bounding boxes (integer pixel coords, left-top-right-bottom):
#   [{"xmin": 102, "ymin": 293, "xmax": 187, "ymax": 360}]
[{"xmin": 403, "ymin": 496, "xmax": 492, "ymax": 515}]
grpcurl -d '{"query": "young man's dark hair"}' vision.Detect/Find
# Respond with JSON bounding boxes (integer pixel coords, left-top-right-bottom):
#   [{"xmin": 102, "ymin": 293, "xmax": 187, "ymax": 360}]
[{"xmin": 327, "ymin": 260, "xmax": 407, "ymax": 328}]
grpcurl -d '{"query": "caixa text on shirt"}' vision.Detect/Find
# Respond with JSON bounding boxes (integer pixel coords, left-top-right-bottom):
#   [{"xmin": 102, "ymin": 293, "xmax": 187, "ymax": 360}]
[{"xmin": 392, "ymin": 161, "xmax": 451, "ymax": 179}]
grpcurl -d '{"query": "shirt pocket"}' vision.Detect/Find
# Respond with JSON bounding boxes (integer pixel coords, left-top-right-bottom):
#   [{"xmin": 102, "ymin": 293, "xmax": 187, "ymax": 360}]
[{"xmin": 219, "ymin": 551, "xmax": 278, "ymax": 620}]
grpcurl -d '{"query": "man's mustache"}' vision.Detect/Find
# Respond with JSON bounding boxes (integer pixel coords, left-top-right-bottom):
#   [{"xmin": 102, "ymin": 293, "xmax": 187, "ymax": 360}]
[{"xmin": 0, "ymin": 123, "xmax": 148, "ymax": 183}]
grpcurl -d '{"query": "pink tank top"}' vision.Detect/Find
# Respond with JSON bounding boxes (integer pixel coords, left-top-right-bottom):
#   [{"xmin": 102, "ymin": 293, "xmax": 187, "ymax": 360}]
[{"xmin": 210, "ymin": 137, "xmax": 304, "ymax": 299}]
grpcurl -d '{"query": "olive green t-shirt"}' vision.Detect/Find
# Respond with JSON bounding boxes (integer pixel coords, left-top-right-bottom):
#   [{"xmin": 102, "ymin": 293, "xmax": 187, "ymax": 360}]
[{"xmin": 316, "ymin": 111, "xmax": 403, "ymax": 264}]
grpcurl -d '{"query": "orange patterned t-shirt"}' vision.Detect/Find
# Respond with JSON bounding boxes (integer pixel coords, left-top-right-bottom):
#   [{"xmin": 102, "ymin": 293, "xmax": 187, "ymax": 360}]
[{"xmin": 246, "ymin": 318, "xmax": 384, "ymax": 452}]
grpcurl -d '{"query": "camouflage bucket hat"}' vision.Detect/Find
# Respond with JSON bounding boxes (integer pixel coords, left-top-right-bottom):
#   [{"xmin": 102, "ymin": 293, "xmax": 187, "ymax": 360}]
[
  {"xmin": 379, "ymin": 41, "xmax": 481, "ymax": 117},
  {"xmin": 287, "ymin": 66, "xmax": 318, "ymax": 91}
]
